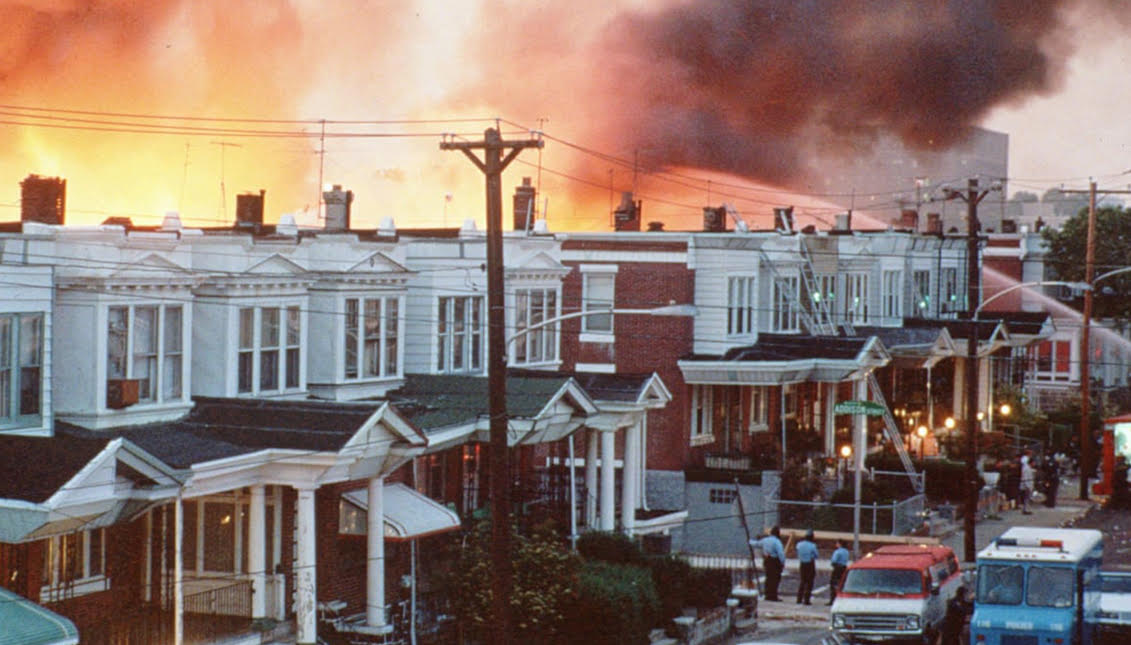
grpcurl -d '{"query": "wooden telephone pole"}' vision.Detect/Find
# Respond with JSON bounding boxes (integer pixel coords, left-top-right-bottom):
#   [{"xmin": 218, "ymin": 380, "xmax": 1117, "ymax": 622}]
[
  {"xmin": 1061, "ymin": 181, "xmax": 1131, "ymax": 501},
  {"xmin": 440, "ymin": 127, "xmax": 542, "ymax": 645}
]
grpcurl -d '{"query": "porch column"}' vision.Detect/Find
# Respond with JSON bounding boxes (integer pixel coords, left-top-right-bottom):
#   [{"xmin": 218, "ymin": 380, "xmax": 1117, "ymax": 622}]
[
  {"xmin": 585, "ymin": 430, "xmax": 598, "ymax": 528},
  {"xmin": 852, "ymin": 377, "xmax": 868, "ymax": 559},
  {"xmin": 366, "ymin": 476, "xmax": 387, "ymax": 628},
  {"xmin": 174, "ymin": 494, "xmax": 184, "ymax": 645},
  {"xmin": 825, "ymin": 382, "xmax": 838, "ymax": 457},
  {"xmin": 952, "ymin": 356, "xmax": 966, "ymax": 421},
  {"xmin": 295, "ymin": 486, "xmax": 318, "ymax": 644},
  {"xmin": 249, "ymin": 485, "xmax": 267, "ymax": 619},
  {"xmin": 622, "ymin": 419, "xmax": 641, "ymax": 535},
  {"xmin": 600, "ymin": 430, "xmax": 616, "ymax": 531}
]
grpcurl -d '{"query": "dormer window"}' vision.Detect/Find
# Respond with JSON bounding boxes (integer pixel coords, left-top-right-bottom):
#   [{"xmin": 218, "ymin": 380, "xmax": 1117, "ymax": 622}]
[
  {"xmin": 0, "ymin": 313, "xmax": 43, "ymax": 426},
  {"xmin": 344, "ymin": 297, "xmax": 399, "ymax": 379},
  {"xmin": 238, "ymin": 305, "xmax": 302, "ymax": 394},
  {"xmin": 107, "ymin": 304, "xmax": 182, "ymax": 405},
  {"xmin": 437, "ymin": 295, "xmax": 484, "ymax": 373}
]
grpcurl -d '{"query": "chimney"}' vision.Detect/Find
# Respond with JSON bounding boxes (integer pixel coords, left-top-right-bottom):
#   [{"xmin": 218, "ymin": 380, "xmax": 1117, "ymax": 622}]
[
  {"xmin": 236, "ymin": 190, "xmax": 265, "ymax": 231},
  {"xmin": 900, "ymin": 209, "xmax": 919, "ymax": 231},
  {"xmin": 20, "ymin": 175, "xmax": 66, "ymax": 225},
  {"xmin": 925, "ymin": 212, "xmax": 942, "ymax": 235},
  {"xmin": 702, "ymin": 206, "xmax": 726, "ymax": 232},
  {"xmin": 647, "ymin": 221, "xmax": 665, "ymax": 232},
  {"xmin": 322, "ymin": 185, "xmax": 352, "ymax": 231},
  {"xmin": 834, "ymin": 212, "xmax": 852, "ymax": 232},
  {"xmin": 1001, "ymin": 219, "xmax": 1018, "ymax": 234},
  {"xmin": 513, "ymin": 177, "xmax": 536, "ymax": 232},
  {"xmin": 774, "ymin": 206, "xmax": 794, "ymax": 233},
  {"xmin": 613, "ymin": 192, "xmax": 641, "ymax": 231}
]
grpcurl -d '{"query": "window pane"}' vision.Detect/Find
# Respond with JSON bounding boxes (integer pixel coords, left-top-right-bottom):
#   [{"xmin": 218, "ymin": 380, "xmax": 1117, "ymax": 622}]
[
  {"xmin": 1027, "ymin": 566, "xmax": 1074, "ymax": 608},
  {"xmin": 17, "ymin": 315, "xmax": 41, "ymax": 416},
  {"xmin": 108, "ymin": 307, "xmax": 128, "ymax": 379},
  {"xmin": 183, "ymin": 501, "xmax": 198, "ymax": 571},
  {"xmin": 260, "ymin": 350, "xmax": 279, "ymax": 390},
  {"xmin": 385, "ymin": 299, "xmax": 398, "ymax": 375},
  {"xmin": 286, "ymin": 348, "xmax": 300, "ymax": 388},
  {"xmin": 203, "ymin": 502, "xmax": 236, "ymax": 572},
  {"xmin": 238, "ymin": 353, "xmax": 253, "ymax": 393},
  {"xmin": 363, "ymin": 300, "xmax": 381, "ymax": 377},
  {"xmin": 133, "ymin": 307, "xmax": 157, "ymax": 400},
  {"xmin": 583, "ymin": 274, "xmax": 614, "ymax": 332},
  {"xmin": 163, "ymin": 354, "xmax": 182, "ymax": 399},
  {"xmin": 286, "ymin": 306, "xmax": 301, "ymax": 346},
  {"xmin": 261, "ymin": 308, "xmax": 280, "ymax": 348},
  {"xmin": 437, "ymin": 298, "xmax": 448, "ymax": 371},
  {"xmin": 345, "ymin": 299, "xmax": 359, "ymax": 378},
  {"xmin": 164, "ymin": 307, "xmax": 182, "ymax": 353},
  {"xmin": 977, "ymin": 564, "xmax": 1023, "ymax": 605},
  {"xmin": 239, "ymin": 308, "xmax": 255, "ymax": 349},
  {"xmin": 89, "ymin": 529, "xmax": 103, "ymax": 577},
  {"xmin": 453, "ymin": 297, "xmax": 467, "ymax": 369},
  {"xmin": 471, "ymin": 298, "xmax": 483, "ymax": 370}
]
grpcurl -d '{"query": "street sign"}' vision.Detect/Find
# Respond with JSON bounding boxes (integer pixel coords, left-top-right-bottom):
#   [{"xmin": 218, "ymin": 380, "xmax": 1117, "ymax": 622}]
[{"xmin": 834, "ymin": 400, "xmax": 885, "ymax": 416}]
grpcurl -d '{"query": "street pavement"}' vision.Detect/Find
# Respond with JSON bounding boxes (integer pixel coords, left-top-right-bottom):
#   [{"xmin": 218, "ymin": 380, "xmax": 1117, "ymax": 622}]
[{"xmin": 727, "ymin": 476, "xmax": 1097, "ymax": 645}]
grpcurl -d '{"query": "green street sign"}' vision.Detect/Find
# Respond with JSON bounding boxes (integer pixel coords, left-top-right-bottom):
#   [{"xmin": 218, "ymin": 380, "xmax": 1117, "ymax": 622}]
[{"xmin": 834, "ymin": 400, "xmax": 886, "ymax": 416}]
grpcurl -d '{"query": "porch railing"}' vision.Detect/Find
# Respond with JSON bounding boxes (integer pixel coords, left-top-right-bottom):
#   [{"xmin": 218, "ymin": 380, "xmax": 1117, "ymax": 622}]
[
  {"xmin": 184, "ymin": 579, "xmax": 253, "ymax": 617},
  {"xmin": 777, "ymin": 494, "xmax": 928, "ymax": 536}
]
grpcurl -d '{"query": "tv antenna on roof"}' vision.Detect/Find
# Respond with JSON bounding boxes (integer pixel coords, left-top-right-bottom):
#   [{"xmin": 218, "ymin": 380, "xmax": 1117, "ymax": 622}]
[{"xmin": 211, "ymin": 141, "xmax": 242, "ymax": 221}]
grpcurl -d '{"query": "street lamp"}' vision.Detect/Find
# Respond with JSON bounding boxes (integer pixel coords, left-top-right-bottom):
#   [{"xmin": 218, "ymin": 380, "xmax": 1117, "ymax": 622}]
[{"xmin": 916, "ymin": 425, "xmax": 929, "ymax": 460}]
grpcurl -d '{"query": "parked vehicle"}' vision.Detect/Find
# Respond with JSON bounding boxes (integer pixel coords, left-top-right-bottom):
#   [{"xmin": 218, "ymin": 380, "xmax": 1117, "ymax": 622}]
[
  {"xmin": 970, "ymin": 527, "xmax": 1103, "ymax": 645},
  {"xmin": 1097, "ymin": 571, "xmax": 1131, "ymax": 643},
  {"xmin": 830, "ymin": 544, "xmax": 962, "ymax": 644}
]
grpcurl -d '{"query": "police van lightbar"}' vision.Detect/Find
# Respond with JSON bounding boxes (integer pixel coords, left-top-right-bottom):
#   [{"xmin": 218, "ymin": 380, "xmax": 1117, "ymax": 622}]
[{"xmin": 995, "ymin": 537, "xmax": 1063, "ymax": 549}]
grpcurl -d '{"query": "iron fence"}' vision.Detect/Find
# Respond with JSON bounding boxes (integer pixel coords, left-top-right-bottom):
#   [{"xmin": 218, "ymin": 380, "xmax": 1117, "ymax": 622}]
[{"xmin": 777, "ymin": 493, "xmax": 927, "ymax": 536}]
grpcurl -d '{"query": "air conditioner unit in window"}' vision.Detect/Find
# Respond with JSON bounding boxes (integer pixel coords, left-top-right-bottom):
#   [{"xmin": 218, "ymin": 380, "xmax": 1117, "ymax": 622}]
[{"xmin": 106, "ymin": 379, "xmax": 140, "ymax": 409}]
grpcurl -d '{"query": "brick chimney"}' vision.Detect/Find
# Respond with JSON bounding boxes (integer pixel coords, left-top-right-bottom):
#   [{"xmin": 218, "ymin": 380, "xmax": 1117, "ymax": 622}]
[
  {"xmin": 900, "ymin": 209, "xmax": 919, "ymax": 231},
  {"xmin": 834, "ymin": 212, "xmax": 852, "ymax": 232},
  {"xmin": 702, "ymin": 206, "xmax": 727, "ymax": 232},
  {"xmin": 236, "ymin": 190, "xmax": 265, "ymax": 231},
  {"xmin": 20, "ymin": 175, "xmax": 66, "ymax": 225},
  {"xmin": 322, "ymin": 185, "xmax": 353, "ymax": 231},
  {"xmin": 925, "ymin": 212, "xmax": 942, "ymax": 235},
  {"xmin": 513, "ymin": 177, "xmax": 536, "ymax": 232},
  {"xmin": 774, "ymin": 206, "xmax": 794, "ymax": 233},
  {"xmin": 613, "ymin": 192, "xmax": 641, "ymax": 231}
]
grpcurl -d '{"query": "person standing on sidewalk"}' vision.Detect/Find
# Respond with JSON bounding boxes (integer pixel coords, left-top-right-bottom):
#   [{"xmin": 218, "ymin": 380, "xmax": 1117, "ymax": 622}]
[
  {"xmin": 828, "ymin": 539, "xmax": 850, "ymax": 605},
  {"xmin": 1020, "ymin": 452, "xmax": 1036, "ymax": 514},
  {"xmin": 757, "ymin": 526, "xmax": 785, "ymax": 601},
  {"xmin": 795, "ymin": 529, "xmax": 818, "ymax": 605}
]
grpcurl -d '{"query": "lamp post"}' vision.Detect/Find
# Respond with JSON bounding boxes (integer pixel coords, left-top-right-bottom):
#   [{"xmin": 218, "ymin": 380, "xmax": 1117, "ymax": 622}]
[{"xmin": 916, "ymin": 425, "xmax": 929, "ymax": 461}]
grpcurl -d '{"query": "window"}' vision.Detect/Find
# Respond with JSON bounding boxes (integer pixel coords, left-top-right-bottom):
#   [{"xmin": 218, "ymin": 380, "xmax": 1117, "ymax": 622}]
[
  {"xmin": 842, "ymin": 273, "xmax": 868, "ymax": 324},
  {"xmin": 727, "ymin": 276, "xmax": 756, "ymax": 336},
  {"xmin": 749, "ymin": 386, "xmax": 768, "ymax": 431},
  {"xmin": 344, "ymin": 297, "xmax": 399, "ymax": 379},
  {"xmin": 184, "ymin": 494, "xmax": 277, "ymax": 575},
  {"xmin": 913, "ymin": 270, "xmax": 931, "ymax": 317},
  {"xmin": 514, "ymin": 288, "xmax": 558, "ymax": 364},
  {"xmin": 1027, "ymin": 566, "xmax": 1074, "ymax": 608},
  {"xmin": 437, "ymin": 296, "xmax": 484, "ymax": 373},
  {"xmin": 41, "ymin": 529, "xmax": 107, "ymax": 598},
  {"xmin": 709, "ymin": 488, "xmax": 737, "ymax": 504},
  {"xmin": 108, "ymin": 304, "xmax": 182, "ymax": 404},
  {"xmin": 941, "ymin": 267, "xmax": 960, "ymax": 313},
  {"xmin": 581, "ymin": 269, "xmax": 615, "ymax": 334},
  {"xmin": 977, "ymin": 563, "xmax": 1023, "ymax": 605},
  {"xmin": 813, "ymin": 274, "xmax": 838, "ymax": 323},
  {"xmin": 841, "ymin": 568, "xmax": 924, "ymax": 595},
  {"xmin": 690, "ymin": 384, "xmax": 713, "ymax": 445},
  {"xmin": 1030, "ymin": 339, "xmax": 1073, "ymax": 383},
  {"xmin": 0, "ymin": 313, "xmax": 43, "ymax": 425},
  {"xmin": 772, "ymin": 276, "xmax": 800, "ymax": 332},
  {"xmin": 882, "ymin": 270, "xmax": 902, "ymax": 320},
  {"xmin": 238, "ymin": 306, "xmax": 302, "ymax": 394}
]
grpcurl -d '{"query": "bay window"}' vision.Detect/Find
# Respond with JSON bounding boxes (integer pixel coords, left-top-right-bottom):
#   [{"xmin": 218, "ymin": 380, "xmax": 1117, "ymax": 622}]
[
  {"xmin": 345, "ymin": 296, "xmax": 399, "ymax": 379},
  {"xmin": 727, "ymin": 276, "xmax": 756, "ymax": 337},
  {"xmin": 437, "ymin": 296, "xmax": 484, "ymax": 373},
  {"xmin": 0, "ymin": 313, "xmax": 43, "ymax": 426},
  {"xmin": 514, "ymin": 288, "xmax": 558, "ymax": 364},
  {"xmin": 107, "ymin": 304, "xmax": 182, "ymax": 404},
  {"xmin": 772, "ymin": 276, "xmax": 800, "ymax": 333},
  {"xmin": 238, "ymin": 305, "xmax": 301, "ymax": 394}
]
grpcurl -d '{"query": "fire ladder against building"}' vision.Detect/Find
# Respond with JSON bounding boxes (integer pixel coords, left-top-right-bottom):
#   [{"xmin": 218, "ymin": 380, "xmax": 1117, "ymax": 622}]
[{"xmin": 723, "ymin": 204, "xmax": 924, "ymax": 494}]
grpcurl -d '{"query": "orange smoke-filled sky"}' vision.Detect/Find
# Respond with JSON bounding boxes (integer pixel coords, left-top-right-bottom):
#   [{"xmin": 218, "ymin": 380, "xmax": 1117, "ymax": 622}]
[{"xmin": 1, "ymin": 0, "xmax": 1129, "ymax": 232}]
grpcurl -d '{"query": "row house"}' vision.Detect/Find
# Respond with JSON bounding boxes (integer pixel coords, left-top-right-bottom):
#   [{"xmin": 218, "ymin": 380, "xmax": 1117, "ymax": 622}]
[
  {"xmin": 556, "ymin": 204, "xmax": 1052, "ymax": 554},
  {"xmin": 0, "ymin": 182, "xmax": 671, "ymax": 644}
]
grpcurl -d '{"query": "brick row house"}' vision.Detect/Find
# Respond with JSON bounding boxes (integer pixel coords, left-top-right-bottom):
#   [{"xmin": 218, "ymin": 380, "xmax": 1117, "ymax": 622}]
[{"xmin": 0, "ymin": 176, "xmax": 1056, "ymax": 643}]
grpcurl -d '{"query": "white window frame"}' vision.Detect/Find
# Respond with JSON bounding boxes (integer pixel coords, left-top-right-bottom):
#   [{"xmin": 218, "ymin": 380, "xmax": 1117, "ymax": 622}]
[
  {"xmin": 749, "ymin": 386, "xmax": 769, "ymax": 432},
  {"xmin": 41, "ymin": 529, "xmax": 108, "ymax": 599},
  {"xmin": 727, "ymin": 275, "xmax": 757, "ymax": 338},
  {"xmin": 941, "ymin": 267, "xmax": 960, "ymax": 314},
  {"xmin": 513, "ymin": 287, "xmax": 559, "ymax": 366},
  {"xmin": 344, "ymin": 296, "xmax": 400, "ymax": 380},
  {"xmin": 107, "ymin": 304, "xmax": 183, "ymax": 405},
  {"xmin": 913, "ymin": 270, "xmax": 931, "ymax": 317},
  {"xmin": 842, "ymin": 273, "xmax": 869, "ymax": 325},
  {"xmin": 1030, "ymin": 338, "xmax": 1075, "ymax": 384},
  {"xmin": 882, "ymin": 270, "xmax": 903, "ymax": 321},
  {"xmin": 437, "ymin": 295, "xmax": 485, "ymax": 374},
  {"xmin": 183, "ymin": 492, "xmax": 278, "ymax": 576},
  {"xmin": 0, "ymin": 313, "xmax": 43, "ymax": 428},
  {"xmin": 237, "ymin": 304, "xmax": 303, "ymax": 395},
  {"xmin": 690, "ymin": 384, "xmax": 714, "ymax": 446},
  {"xmin": 813, "ymin": 274, "xmax": 838, "ymax": 324},
  {"xmin": 580, "ymin": 265, "xmax": 617, "ymax": 342},
  {"xmin": 772, "ymin": 275, "xmax": 800, "ymax": 333}
]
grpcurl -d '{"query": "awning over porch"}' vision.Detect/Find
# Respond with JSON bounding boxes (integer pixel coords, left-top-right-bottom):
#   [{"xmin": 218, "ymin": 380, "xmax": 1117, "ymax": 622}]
[
  {"xmin": 342, "ymin": 482, "xmax": 461, "ymax": 541},
  {"xmin": 976, "ymin": 311, "xmax": 1055, "ymax": 347},
  {"xmin": 852, "ymin": 325, "xmax": 958, "ymax": 369},
  {"xmin": 0, "ymin": 587, "xmax": 78, "ymax": 645},
  {"xmin": 678, "ymin": 333, "xmax": 890, "ymax": 385}
]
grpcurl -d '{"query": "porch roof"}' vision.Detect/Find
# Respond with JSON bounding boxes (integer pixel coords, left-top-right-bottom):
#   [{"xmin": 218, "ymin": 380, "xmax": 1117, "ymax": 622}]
[
  {"xmin": 341, "ymin": 482, "xmax": 461, "ymax": 541},
  {"xmin": 678, "ymin": 333, "xmax": 890, "ymax": 385},
  {"xmin": 0, "ymin": 588, "xmax": 78, "ymax": 645},
  {"xmin": 851, "ymin": 325, "xmax": 957, "ymax": 368},
  {"xmin": 976, "ymin": 311, "xmax": 1055, "ymax": 346},
  {"xmin": 0, "ymin": 433, "xmax": 110, "ymax": 504},
  {"xmin": 901, "ymin": 317, "xmax": 1010, "ymax": 356}
]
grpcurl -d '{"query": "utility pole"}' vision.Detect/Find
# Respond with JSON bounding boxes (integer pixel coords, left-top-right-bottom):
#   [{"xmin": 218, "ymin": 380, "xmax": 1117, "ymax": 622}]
[
  {"xmin": 440, "ymin": 128, "xmax": 542, "ymax": 645},
  {"xmin": 1061, "ymin": 181, "xmax": 1131, "ymax": 500},
  {"xmin": 948, "ymin": 178, "xmax": 994, "ymax": 563}
]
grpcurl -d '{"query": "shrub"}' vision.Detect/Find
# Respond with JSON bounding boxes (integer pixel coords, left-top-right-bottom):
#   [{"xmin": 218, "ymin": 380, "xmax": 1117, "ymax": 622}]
[
  {"xmin": 577, "ymin": 530, "xmax": 644, "ymax": 565},
  {"xmin": 686, "ymin": 567, "xmax": 732, "ymax": 609},
  {"xmin": 565, "ymin": 560, "xmax": 660, "ymax": 645},
  {"xmin": 645, "ymin": 555, "xmax": 691, "ymax": 622}
]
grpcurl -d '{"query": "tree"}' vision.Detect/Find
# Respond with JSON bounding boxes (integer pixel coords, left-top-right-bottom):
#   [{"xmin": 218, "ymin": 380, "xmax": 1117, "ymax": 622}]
[
  {"xmin": 1041, "ymin": 205, "xmax": 1131, "ymax": 321},
  {"xmin": 1011, "ymin": 190, "xmax": 1039, "ymax": 203}
]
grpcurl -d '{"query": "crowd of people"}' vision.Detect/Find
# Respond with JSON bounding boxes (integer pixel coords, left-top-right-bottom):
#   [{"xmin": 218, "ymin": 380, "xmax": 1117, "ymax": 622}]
[
  {"xmin": 990, "ymin": 449, "xmax": 1063, "ymax": 510},
  {"xmin": 750, "ymin": 526, "xmax": 850, "ymax": 605}
]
